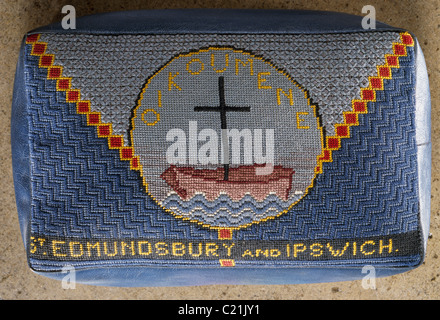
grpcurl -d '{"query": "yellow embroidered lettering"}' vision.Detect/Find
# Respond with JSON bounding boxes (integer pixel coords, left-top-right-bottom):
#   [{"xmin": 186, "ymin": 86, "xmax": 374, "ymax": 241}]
[
  {"xmin": 37, "ymin": 238, "xmax": 46, "ymax": 247},
  {"xmin": 310, "ymin": 243, "xmax": 324, "ymax": 257},
  {"xmin": 205, "ymin": 243, "xmax": 219, "ymax": 257},
  {"xmin": 360, "ymin": 241, "xmax": 376, "ymax": 255},
  {"xmin": 155, "ymin": 242, "xmax": 169, "ymax": 256},
  {"xmin": 30, "ymin": 237, "xmax": 37, "ymax": 254},
  {"xmin": 86, "ymin": 242, "xmax": 101, "ymax": 257},
  {"xmin": 52, "ymin": 240, "xmax": 67, "ymax": 257},
  {"xmin": 121, "ymin": 241, "xmax": 135, "ymax": 256},
  {"xmin": 256, "ymin": 249, "xmax": 269, "ymax": 257},
  {"xmin": 168, "ymin": 72, "xmax": 181, "ymax": 91},
  {"xmin": 293, "ymin": 243, "xmax": 306, "ymax": 257},
  {"xmin": 270, "ymin": 249, "xmax": 281, "ymax": 257},
  {"xmin": 235, "ymin": 58, "xmax": 254, "ymax": 75},
  {"xmin": 326, "ymin": 242, "xmax": 350, "ymax": 257},
  {"xmin": 222, "ymin": 243, "xmax": 235, "ymax": 257},
  {"xmin": 69, "ymin": 241, "xmax": 84, "ymax": 257},
  {"xmin": 379, "ymin": 239, "xmax": 393, "ymax": 254},
  {"xmin": 189, "ymin": 243, "xmax": 203, "ymax": 257},
  {"xmin": 186, "ymin": 58, "xmax": 205, "ymax": 75},
  {"xmin": 276, "ymin": 88, "xmax": 294, "ymax": 106},
  {"xmin": 141, "ymin": 109, "xmax": 160, "ymax": 126},
  {"xmin": 172, "ymin": 242, "xmax": 186, "ymax": 256},
  {"xmin": 137, "ymin": 241, "xmax": 152, "ymax": 255},
  {"xmin": 242, "ymin": 249, "xmax": 254, "ymax": 257},
  {"xmin": 211, "ymin": 53, "xmax": 229, "ymax": 73},
  {"xmin": 103, "ymin": 241, "xmax": 118, "ymax": 257},
  {"xmin": 30, "ymin": 237, "xmax": 45, "ymax": 254},
  {"xmin": 257, "ymin": 72, "xmax": 272, "ymax": 89},
  {"xmin": 296, "ymin": 112, "xmax": 310, "ymax": 129}
]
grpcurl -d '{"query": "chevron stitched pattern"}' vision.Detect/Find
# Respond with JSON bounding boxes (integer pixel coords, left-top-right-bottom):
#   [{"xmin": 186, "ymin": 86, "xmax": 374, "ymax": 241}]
[
  {"xmin": 23, "ymin": 32, "xmax": 421, "ymax": 269},
  {"xmin": 315, "ymin": 33, "xmax": 415, "ymax": 174},
  {"xmin": 236, "ymin": 42, "xmax": 420, "ymax": 241},
  {"xmin": 25, "ymin": 48, "xmax": 215, "ymax": 240}
]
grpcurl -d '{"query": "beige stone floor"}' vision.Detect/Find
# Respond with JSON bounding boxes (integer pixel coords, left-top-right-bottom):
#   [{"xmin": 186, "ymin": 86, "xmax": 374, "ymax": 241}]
[{"xmin": 0, "ymin": 0, "xmax": 438, "ymax": 300}]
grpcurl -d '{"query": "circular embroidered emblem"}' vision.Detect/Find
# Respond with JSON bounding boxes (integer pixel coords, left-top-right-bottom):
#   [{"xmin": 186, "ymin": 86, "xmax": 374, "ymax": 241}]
[{"xmin": 131, "ymin": 47, "xmax": 324, "ymax": 228}]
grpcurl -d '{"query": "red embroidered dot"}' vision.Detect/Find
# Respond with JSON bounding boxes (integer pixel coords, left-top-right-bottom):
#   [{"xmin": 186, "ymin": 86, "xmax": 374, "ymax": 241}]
[
  {"xmin": 221, "ymin": 260, "xmax": 234, "ymax": 267},
  {"xmin": 401, "ymin": 34, "xmax": 413, "ymax": 45},
  {"xmin": 219, "ymin": 229, "xmax": 232, "ymax": 239},
  {"xmin": 393, "ymin": 44, "xmax": 405, "ymax": 56},
  {"xmin": 345, "ymin": 113, "xmax": 357, "ymax": 124},
  {"xmin": 87, "ymin": 113, "xmax": 100, "ymax": 124},
  {"xmin": 327, "ymin": 137, "xmax": 339, "ymax": 149},
  {"xmin": 320, "ymin": 149, "xmax": 331, "ymax": 161},
  {"xmin": 26, "ymin": 34, "xmax": 39, "ymax": 43},
  {"xmin": 67, "ymin": 91, "xmax": 79, "ymax": 101},
  {"xmin": 353, "ymin": 101, "xmax": 367, "ymax": 112},
  {"xmin": 386, "ymin": 55, "xmax": 398, "ymax": 67},
  {"xmin": 98, "ymin": 125, "xmax": 110, "ymax": 136},
  {"xmin": 370, "ymin": 78, "xmax": 382, "ymax": 89},
  {"xmin": 131, "ymin": 158, "xmax": 139, "ymax": 169},
  {"xmin": 32, "ymin": 43, "xmax": 46, "ymax": 55},
  {"xmin": 121, "ymin": 148, "xmax": 133, "ymax": 159},
  {"xmin": 110, "ymin": 137, "xmax": 123, "ymax": 148},
  {"xmin": 361, "ymin": 89, "xmax": 374, "ymax": 101},
  {"xmin": 40, "ymin": 55, "xmax": 53, "ymax": 66},
  {"xmin": 77, "ymin": 101, "xmax": 90, "ymax": 113},
  {"xmin": 48, "ymin": 67, "xmax": 62, "ymax": 78},
  {"xmin": 379, "ymin": 67, "xmax": 391, "ymax": 78},
  {"xmin": 336, "ymin": 125, "xmax": 349, "ymax": 137},
  {"xmin": 57, "ymin": 79, "xmax": 70, "ymax": 90}
]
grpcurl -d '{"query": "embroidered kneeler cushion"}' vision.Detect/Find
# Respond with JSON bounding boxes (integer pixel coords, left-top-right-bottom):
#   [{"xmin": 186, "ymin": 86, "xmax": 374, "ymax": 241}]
[{"xmin": 11, "ymin": 9, "xmax": 431, "ymax": 286}]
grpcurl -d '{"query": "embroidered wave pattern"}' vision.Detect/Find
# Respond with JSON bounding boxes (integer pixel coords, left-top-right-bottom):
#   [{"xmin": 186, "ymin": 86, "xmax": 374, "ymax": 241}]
[{"xmin": 162, "ymin": 193, "xmax": 302, "ymax": 227}]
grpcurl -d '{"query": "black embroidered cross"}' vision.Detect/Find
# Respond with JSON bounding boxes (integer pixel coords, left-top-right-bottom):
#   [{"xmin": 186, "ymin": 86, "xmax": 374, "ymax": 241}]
[{"xmin": 194, "ymin": 76, "xmax": 251, "ymax": 180}]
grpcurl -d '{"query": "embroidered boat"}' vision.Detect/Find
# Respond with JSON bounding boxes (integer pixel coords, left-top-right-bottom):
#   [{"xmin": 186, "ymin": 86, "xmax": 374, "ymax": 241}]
[{"xmin": 161, "ymin": 164, "xmax": 295, "ymax": 201}]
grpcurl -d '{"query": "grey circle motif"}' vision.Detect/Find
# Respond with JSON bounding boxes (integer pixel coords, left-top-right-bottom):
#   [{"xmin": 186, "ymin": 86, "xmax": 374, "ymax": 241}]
[{"xmin": 131, "ymin": 47, "xmax": 323, "ymax": 228}]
